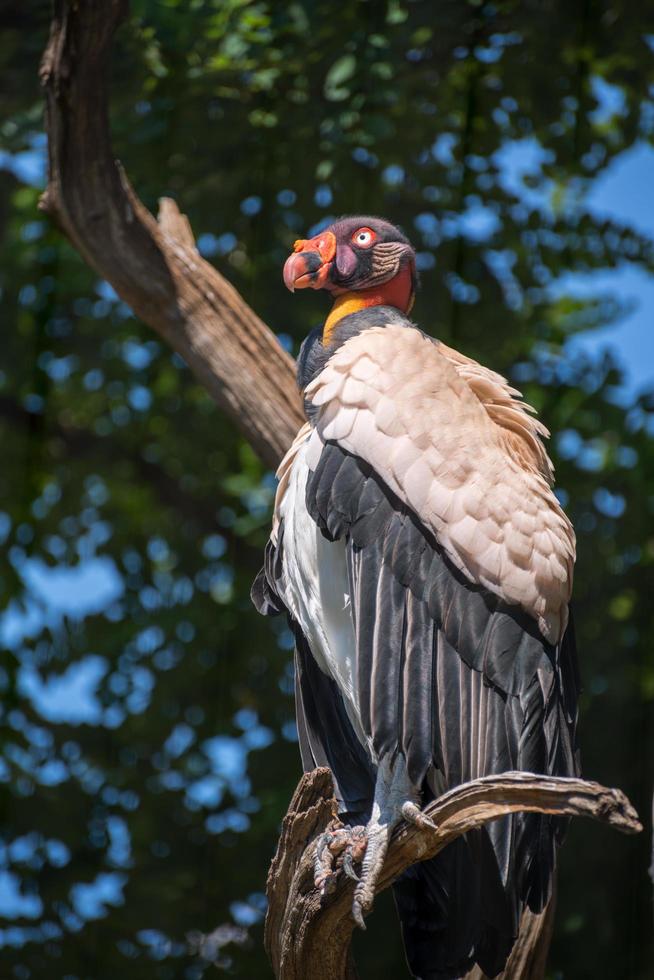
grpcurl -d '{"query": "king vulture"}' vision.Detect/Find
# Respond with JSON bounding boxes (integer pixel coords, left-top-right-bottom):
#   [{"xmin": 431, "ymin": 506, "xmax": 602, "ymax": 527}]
[{"xmin": 252, "ymin": 216, "xmax": 580, "ymax": 979}]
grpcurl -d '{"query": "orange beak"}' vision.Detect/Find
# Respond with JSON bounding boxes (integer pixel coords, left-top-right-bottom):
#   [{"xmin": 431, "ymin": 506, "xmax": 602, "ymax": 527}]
[{"xmin": 283, "ymin": 230, "xmax": 336, "ymax": 292}]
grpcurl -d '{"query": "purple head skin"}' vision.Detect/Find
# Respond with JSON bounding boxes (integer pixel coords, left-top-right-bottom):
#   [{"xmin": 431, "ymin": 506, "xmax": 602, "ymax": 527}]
[{"xmin": 282, "ymin": 215, "xmax": 416, "ymax": 295}]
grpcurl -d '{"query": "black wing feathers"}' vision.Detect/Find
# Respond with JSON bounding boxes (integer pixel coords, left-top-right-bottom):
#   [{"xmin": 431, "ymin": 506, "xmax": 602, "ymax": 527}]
[
  {"xmin": 293, "ymin": 623, "xmax": 375, "ymax": 820},
  {"xmin": 251, "ymin": 535, "xmax": 286, "ymax": 617}
]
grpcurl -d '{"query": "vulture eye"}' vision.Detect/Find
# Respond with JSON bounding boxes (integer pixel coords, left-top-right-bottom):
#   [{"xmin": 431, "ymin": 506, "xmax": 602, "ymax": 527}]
[{"xmin": 352, "ymin": 227, "xmax": 376, "ymax": 248}]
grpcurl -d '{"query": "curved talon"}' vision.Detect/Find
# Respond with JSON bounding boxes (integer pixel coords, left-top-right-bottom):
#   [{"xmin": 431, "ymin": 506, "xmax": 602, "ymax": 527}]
[
  {"xmin": 401, "ymin": 800, "xmax": 437, "ymax": 831},
  {"xmin": 342, "ymin": 848, "xmax": 360, "ymax": 881},
  {"xmin": 317, "ymin": 870, "xmax": 339, "ymax": 897},
  {"xmin": 352, "ymin": 877, "xmax": 375, "ymax": 930},
  {"xmin": 352, "ymin": 898, "xmax": 367, "ymax": 930},
  {"xmin": 314, "ymin": 863, "xmax": 332, "ymax": 893},
  {"xmin": 344, "ymin": 824, "xmax": 367, "ymax": 880},
  {"xmin": 316, "ymin": 827, "xmax": 347, "ymax": 860},
  {"xmin": 314, "ymin": 826, "xmax": 344, "ymax": 895},
  {"xmin": 313, "ymin": 825, "xmax": 368, "ymax": 894},
  {"xmin": 314, "ymin": 850, "xmax": 337, "ymax": 893}
]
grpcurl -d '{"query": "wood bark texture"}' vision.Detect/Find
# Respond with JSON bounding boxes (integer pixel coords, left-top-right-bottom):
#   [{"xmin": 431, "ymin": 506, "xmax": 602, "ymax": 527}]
[
  {"xmin": 39, "ymin": 0, "xmax": 303, "ymax": 470},
  {"xmin": 39, "ymin": 3, "xmax": 643, "ymax": 979},
  {"xmin": 265, "ymin": 769, "xmax": 641, "ymax": 980}
]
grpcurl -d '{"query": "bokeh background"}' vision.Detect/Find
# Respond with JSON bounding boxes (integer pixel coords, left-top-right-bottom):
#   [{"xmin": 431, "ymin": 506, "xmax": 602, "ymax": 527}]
[{"xmin": 1, "ymin": 1, "xmax": 653, "ymax": 977}]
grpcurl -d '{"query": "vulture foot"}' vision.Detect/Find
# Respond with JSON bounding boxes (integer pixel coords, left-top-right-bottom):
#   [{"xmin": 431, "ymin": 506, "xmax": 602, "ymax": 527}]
[
  {"xmin": 351, "ymin": 823, "xmax": 390, "ymax": 930},
  {"xmin": 313, "ymin": 759, "xmax": 426, "ymax": 928},
  {"xmin": 351, "ymin": 755, "xmax": 421, "ymax": 930},
  {"xmin": 314, "ymin": 824, "xmax": 367, "ymax": 896}
]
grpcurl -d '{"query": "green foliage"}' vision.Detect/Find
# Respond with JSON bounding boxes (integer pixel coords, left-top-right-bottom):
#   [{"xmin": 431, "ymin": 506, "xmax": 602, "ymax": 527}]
[{"xmin": 1, "ymin": 1, "xmax": 653, "ymax": 977}]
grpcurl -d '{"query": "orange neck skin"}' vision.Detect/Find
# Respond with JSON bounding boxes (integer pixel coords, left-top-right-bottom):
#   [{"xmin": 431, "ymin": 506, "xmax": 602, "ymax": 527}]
[{"xmin": 323, "ymin": 264, "xmax": 414, "ymax": 345}]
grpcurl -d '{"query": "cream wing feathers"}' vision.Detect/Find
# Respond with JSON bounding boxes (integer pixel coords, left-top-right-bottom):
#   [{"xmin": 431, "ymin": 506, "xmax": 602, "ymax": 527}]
[{"xmin": 303, "ymin": 323, "xmax": 575, "ymax": 643}]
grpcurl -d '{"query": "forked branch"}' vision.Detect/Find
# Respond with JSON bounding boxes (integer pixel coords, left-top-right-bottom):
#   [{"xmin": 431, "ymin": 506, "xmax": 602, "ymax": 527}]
[{"xmin": 265, "ymin": 768, "xmax": 642, "ymax": 980}]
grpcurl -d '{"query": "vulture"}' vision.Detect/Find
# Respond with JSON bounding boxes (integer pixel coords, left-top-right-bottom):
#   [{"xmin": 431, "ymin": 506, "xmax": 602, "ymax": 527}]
[{"xmin": 252, "ymin": 216, "xmax": 580, "ymax": 979}]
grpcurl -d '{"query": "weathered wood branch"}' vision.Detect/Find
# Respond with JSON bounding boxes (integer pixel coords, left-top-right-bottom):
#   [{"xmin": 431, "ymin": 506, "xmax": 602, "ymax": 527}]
[
  {"xmin": 39, "ymin": 4, "xmax": 643, "ymax": 979},
  {"xmin": 266, "ymin": 769, "xmax": 642, "ymax": 980},
  {"xmin": 39, "ymin": 0, "xmax": 303, "ymax": 470}
]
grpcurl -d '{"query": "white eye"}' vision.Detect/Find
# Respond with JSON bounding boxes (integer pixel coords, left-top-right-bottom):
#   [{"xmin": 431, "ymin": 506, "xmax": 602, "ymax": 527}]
[{"xmin": 352, "ymin": 227, "xmax": 376, "ymax": 247}]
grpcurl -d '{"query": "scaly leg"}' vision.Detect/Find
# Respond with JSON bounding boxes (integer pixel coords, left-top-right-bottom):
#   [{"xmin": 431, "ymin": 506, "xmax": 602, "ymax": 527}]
[
  {"xmin": 312, "ymin": 757, "xmax": 438, "ymax": 923},
  {"xmin": 351, "ymin": 755, "xmax": 432, "ymax": 929}
]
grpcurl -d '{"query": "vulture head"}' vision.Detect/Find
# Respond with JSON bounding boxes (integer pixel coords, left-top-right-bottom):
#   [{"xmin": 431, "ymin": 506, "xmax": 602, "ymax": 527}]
[{"xmin": 283, "ymin": 216, "xmax": 417, "ymax": 313}]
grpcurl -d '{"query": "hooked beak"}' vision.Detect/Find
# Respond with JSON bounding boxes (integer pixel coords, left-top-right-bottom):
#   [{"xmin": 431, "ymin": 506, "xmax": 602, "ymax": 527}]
[{"xmin": 283, "ymin": 231, "xmax": 336, "ymax": 292}]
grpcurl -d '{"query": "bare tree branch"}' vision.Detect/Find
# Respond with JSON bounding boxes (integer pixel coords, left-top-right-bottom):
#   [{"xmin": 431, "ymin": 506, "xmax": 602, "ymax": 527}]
[
  {"xmin": 266, "ymin": 769, "xmax": 642, "ymax": 980},
  {"xmin": 39, "ymin": 0, "xmax": 303, "ymax": 470}
]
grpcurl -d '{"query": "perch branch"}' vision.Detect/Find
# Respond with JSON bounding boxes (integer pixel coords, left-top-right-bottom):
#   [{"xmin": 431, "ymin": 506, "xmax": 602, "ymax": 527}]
[{"xmin": 265, "ymin": 769, "xmax": 642, "ymax": 980}]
